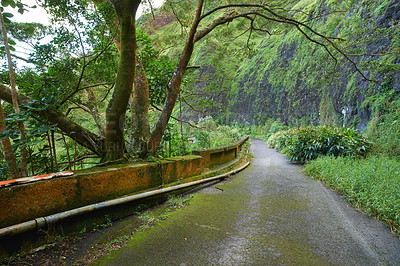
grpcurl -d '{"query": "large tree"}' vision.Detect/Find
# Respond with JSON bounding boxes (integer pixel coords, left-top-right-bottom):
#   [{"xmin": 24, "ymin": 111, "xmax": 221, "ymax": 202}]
[{"xmin": 0, "ymin": 0, "xmax": 368, "ymax": 162}]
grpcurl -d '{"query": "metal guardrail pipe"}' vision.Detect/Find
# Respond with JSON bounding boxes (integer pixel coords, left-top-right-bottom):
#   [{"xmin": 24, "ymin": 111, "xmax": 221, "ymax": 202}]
[{"xmin": 0, "ymin": 161, "xmax": 250, "ymax": 239}]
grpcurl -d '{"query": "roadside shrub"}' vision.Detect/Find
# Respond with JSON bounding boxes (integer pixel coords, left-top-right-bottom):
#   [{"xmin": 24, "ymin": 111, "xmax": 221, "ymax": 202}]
[
  {"xmin": 267, "ymin": 126, "xmax": 370, "ymax": 163},
  {"xmin": 266, "ymin": 130, "xmax": 288, "ymax": 151},
  {"xmin": 304, "ymin": 156, "xmax": 400, "ymax": 235}
]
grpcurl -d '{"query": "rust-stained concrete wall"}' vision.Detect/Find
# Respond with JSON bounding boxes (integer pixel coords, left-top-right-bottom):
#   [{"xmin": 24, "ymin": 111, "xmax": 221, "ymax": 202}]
[
  {"xmin": 0, "ymin": 137, "xmax": 248, "ymax": 229},
  {"xmin": 0, "ymin": 156, "xmax": 202, "ymax": 228}
]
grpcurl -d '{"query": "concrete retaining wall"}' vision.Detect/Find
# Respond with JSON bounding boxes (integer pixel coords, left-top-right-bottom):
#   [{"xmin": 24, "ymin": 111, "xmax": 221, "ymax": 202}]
[
  {"xmin": 192, "ymin": 137, "xmax": 248, "ymax": 168},
  {"xmin": 0, "ymin": 137, "xmax": 249, "ymax": 229}
]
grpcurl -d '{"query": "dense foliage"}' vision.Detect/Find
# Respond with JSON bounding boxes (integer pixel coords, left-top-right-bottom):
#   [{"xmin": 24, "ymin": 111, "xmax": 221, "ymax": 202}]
[
  {"xmin": 304, "ymin": 156, "xmax": 400, "ymax": 235},
  {"xmin": 364, "ymin": 85, "xmax": 400, "ymax": 159},
  {"xmin": 156, "ymin": 116, "xmax": 244, "ymax": 158},
  {"xmin": 238, "ymin": 119, "xmax": 287, "ymax": 140},
  {"xmin": 159, "ymin": 0, "xmax": 399, "ymax": 129},
  {"xmin": 267, "ymin": 126, "xmax": 370, "ymax": 164}
]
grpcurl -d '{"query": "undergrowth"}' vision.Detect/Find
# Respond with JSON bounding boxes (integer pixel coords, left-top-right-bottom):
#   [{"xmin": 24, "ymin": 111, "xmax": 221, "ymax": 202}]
[
  {"xmin": 239, "ymin": 119, "xmax": 288, "ymax": 140},
  {"xmin": 158, "ymin": 116, "xmax": 245, "ymax": 158},
  {"xmin": 267, "ymin": 126, "xmax": 370, "ymax": 164},
  {"xmin": 304, "ymin": 156, "xmax": 400, "ymax": 235}
]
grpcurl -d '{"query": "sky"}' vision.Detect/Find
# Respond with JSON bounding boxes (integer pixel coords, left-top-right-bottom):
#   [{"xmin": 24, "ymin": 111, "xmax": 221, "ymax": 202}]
[
  {"xmin": 2, "ymin": 0, "xmax": 165, "ymax": 67},
  {"xmin": 6, "ymin": 0, "xmax": 165, "ymax": 24}
]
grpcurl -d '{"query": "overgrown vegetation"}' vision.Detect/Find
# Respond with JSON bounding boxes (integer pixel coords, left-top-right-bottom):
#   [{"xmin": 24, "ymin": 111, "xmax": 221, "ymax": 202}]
[
  {"xmin": 304, "ymin": 156, "xmax": 400, "ymax": 235},
  {"xmin": 0, "ymin": 114, "xmax": 244, "ymax": 180},
  {"xmin": 238, "ymin": 119, "xmax": 288, "ymax": 140},
  {"xmin": 156, "ymin": 116, "xmax": 244, "ymax": 158},
  {"xmin": 265, "ymin": 77, "xmax": 400, "ymax": 235},
  {"xmin": 174, "ymin": 0, "xmax": 400, "ymax": 128},
  {"xmin": 266, "ymin": 120, "xmax": 400, "ymax": 236},
  {"xmin": 267, "ymin": 126, "xmax": 370, "ymax": 164},
  {"xmin": 1, "ymin": 194, "xmax": 193, "ymax": 265},
  {"xmin": 364, "ymin": 84, "xmax": 400, "ymax": 159}
]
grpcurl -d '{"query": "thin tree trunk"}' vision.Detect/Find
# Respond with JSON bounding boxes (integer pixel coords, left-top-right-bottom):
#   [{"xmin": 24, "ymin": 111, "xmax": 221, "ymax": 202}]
[
  {"xmin": 85, "ymin": 88, "xmax": 106, "ymax": 137},
  {"xmin": 179, "ymin": 91, "xmax": 185, "ymax": 154},
  {"xmin": 148, "ymin": 0, "xmax": 204, "ymax": 152},
  {"xmin": 0, "ymin": 9, "xmax": 27, "ymax": 176},
  {"xmin": 0, "ymin": 100, "xmax": 20, "ymax": 178},
  {"xmin": 47, "ymin": 131, "xmax": 54, "ymax": 172},
  {"xmin": 74, "ymin": 140, "xmax": 77, "ymax": 171},
  {"xmin": 62, "ymin": 134, "xmax": 72, "ymax": 170},
  {"xmin": 51, "ymin": 130, "xmax": 58, "ymax": 168},
  {"xmin": 28, "ymin": 146, "xmax": 35, "ymax": 176}
]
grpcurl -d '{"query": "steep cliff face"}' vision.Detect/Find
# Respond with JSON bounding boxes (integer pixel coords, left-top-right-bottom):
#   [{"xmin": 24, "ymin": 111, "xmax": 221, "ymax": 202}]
[
  {"xmin": 187, "ymin": 0, "xmax": 400, "ymax": 128},
  {"xmin": 142, "ymin": 0, "xmax": 399, "ymax": 128}
]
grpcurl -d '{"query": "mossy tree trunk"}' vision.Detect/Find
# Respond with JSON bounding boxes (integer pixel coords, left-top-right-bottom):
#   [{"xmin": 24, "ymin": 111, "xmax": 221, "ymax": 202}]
[
  {"xmin": 130, "ymin": 58, "xmax": 150, "ymax": 157},
  {"xmin": 0, "ymin": 100, "xmax": 20, "ymax": 178},
  {"xmin": 104, "ymin": 0, "xmax": 141, "ymax": 161}
]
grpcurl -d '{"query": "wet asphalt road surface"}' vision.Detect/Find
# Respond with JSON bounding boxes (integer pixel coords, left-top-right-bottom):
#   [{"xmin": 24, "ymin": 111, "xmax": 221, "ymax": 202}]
[{"xmin": 95, "ymin": 139, "xmax": 400, "ymax": 265}]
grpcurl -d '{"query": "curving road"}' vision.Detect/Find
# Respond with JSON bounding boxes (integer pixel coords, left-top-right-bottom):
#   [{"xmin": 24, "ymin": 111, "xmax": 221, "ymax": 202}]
[{"xmin": 95, "ymin": 139, "xmax": 400, "ymax": 265}]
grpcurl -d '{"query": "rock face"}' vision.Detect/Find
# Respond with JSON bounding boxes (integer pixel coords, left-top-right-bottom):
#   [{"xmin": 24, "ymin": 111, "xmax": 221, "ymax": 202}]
[
  {"xmin": 378, "ymin": 1, "xmax": 400, "ymax": 27},
  {"xmin": 186, "ymin": 0, "xmax": 400, "ymax": 128}
]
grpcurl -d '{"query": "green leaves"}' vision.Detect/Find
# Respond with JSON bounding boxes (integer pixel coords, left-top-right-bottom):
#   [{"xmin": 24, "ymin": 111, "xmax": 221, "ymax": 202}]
[
  {"xmin": 137, "ymin": 30, "xmax": 176, "ymax": 105},
  {"xmin": 267, "ymin": 126, "xmax": 371, "ymax": 164},
  {"xmin": 1, "ymin": 0, "xmax": 25, "ymax": 14},
  {"xmin": 1, "ymin": 11, "xmax": 12, "ymax": 23},
  {"xmin": 2, "ymin": 11, "xmax": 12, "ymax": 17},
  {"xmin": 1, "ymin": 0, "xmax": 13, "ymax": 7}
]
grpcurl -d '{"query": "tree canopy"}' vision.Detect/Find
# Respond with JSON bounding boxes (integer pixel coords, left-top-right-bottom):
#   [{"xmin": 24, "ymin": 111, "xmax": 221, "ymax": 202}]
[{"xmin": 0, "ymin": 0, "xmax": 371, "ymax": 176}]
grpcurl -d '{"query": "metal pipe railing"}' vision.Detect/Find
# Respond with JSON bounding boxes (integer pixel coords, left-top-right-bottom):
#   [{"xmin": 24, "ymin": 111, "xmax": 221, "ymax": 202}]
[{"xmin": 0, "ymin": 161, "xmax": 250, "ymax": 239}]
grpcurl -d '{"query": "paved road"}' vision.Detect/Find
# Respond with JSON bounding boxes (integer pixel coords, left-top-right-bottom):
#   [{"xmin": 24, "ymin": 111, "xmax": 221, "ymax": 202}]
[{"xmin": 96, "ymin": 139, "xmax": 400, "ymax": 265}]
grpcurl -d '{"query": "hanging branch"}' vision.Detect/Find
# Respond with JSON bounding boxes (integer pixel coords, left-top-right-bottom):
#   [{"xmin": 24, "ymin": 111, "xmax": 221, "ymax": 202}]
[
  {"xmin": 168, "ymin": 1, "xmax": 187, "ymax": 35},
  {"xmin": 99, "ymin": 83, "xmax": 116, "ymax": 103},
  {"xmin": 146, "ymin": 0, "xmax": 156, "ymax": 20},
  {"xmin": 58, "ymin": 39, "xmax": 115, "ymax": 107},
  {"xmin": 151, "ymin": 104, "xmax": 204, "ymax": 129},
  {"xmin": 195, "ymin": 3, "xmax": 376, "ymax": 84},
  {"xmin": 180, "ymin": 95, "xmax": 203, "ymax": 113}
]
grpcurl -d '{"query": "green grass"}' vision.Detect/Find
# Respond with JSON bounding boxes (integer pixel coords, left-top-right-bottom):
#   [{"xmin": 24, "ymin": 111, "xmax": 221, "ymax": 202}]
[{"xmin": 304, "ymin": 156, "xmax": 400, "ymax": 235}]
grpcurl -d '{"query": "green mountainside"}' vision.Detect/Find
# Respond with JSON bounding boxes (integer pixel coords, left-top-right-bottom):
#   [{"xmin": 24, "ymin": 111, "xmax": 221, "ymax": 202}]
[{"xmin": 142, "ymin": 0, "xmax": 400, "ymax": 130}]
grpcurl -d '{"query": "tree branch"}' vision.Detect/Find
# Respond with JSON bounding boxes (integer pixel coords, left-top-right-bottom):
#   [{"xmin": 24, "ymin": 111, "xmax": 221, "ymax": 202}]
[
  {"xmin": 0, "ymin": 84, "xmax": 104, "ymax": 157},
  {"xmin": 186, "ymin": 65, "xmax": 201, "ymax": 69},
  {"xmin": 58, "ymin": 40, "xmax": 115, "ymax": 106},
  {"xmin": 151, "ymin": 104, "xmax": 203, "ymax": 129},
  {"xmin": 180, "ymin": 95, "xmax": 203, "ymax": 113},
  {"xmin": 197, "ymin": 3, "xmax": 377, "ymax": 83}
]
